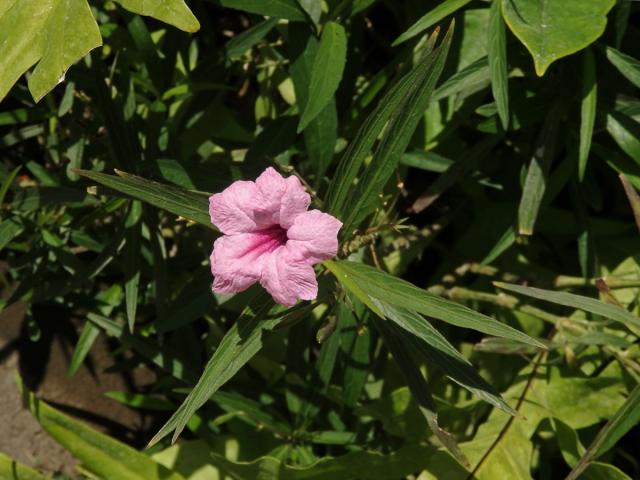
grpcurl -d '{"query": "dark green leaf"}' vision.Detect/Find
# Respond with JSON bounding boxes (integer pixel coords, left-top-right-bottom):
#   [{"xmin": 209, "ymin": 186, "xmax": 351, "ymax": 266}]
[
  {"xmin": 326, "ymin": 260, "xmax": 545, "ymax": 348},
  {"xmin": 392, "ymin": 0, "xmax": 471, "ymax": 46},
  {"xmin": 488, "ymin": 0, "xmax": 509, "ymax": 129},
  {"xmin": 225, "ymin": 18, "xmax": 279, "ymax": 58},
  {"xmin": 579, "ymin": 49, "xmax": 597, "ymax": 181},
  {"xmin": 74, "ymin": 169, "xmax": 213, "ymax": 228},
  {"xmin": 298, "ymin": 22, "xmax": 347, "ymax": 132},
  {"xmin": 219, "ymin": 0, "xmax": 309, "ymax": 21},
  {"xmin": 606, "ymin": 46, "xmax": 640, "ymax": 89}
]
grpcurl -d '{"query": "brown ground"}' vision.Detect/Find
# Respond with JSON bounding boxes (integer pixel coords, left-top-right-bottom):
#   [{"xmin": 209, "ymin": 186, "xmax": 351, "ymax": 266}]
[{"xmin": 0, "ymin": 298, "xmax": 157, "ymax": 477}]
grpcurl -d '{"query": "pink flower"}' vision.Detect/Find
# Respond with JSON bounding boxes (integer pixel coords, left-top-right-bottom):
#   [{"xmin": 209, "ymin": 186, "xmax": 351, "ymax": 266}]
[{"xmin": 209, "ymin": 167, "xmax": 342, "ymax": 306}]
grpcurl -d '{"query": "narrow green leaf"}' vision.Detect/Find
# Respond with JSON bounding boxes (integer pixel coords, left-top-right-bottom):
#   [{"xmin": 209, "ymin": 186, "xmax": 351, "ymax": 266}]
[
  {"xmin": 494, "ymin": 282, "xmax": 640, "ymax": 330},
  {"xmin": 0, "ymin": 451, "xmax": 47, "ymax": 480},
  {"xmin": 68, "ymin": 322, "xmax": 100, "ymax": 377},
  {"xmin": 376, "ymin": 318, "xmax": 469, "ymax": 466},
  {"xmin": 579, "ymin": 49, "xmax": 597, "ymax": 181},
  {"xmin": 431, "ymin": 56, "xmax": 489, "ymax": 102},
  {"xmin": 392, "ymin": 0, "xmax": 471, "ymax": 46},
  {"xmin": 124, "ymin": 200, "xmax": 142, "ymax": 333},
  {"xmin": 22, "ymin": 383, "xmax": 185, "ymax": 480},
  {"xmin": 375, "ymin": 304, "xmax": 515, "ymax": 415},
  {"xmin": 607, "ymin": 110, "xmax": 640, "ymax": 164},
  {"xmin": 488, "ymin": 0, "xmax": 509, "ymax": 130},
  {"xmin": 219, "ymin": 0, "xmax": 309, "ymax": 21},
  {"xmin": 149, "ymin": 293, "xmax": 285, "ymax": 446},
  {"xmin": 114, "ymin": 0, "xmax": 200, "ymax": 33},
  {"xmin": 0, "ymin": 165, "xmax": 21, "ymax": 207},
  {"xmin": 325, "ymin": 29, "xmax": 441, "ymax": 216},
  {"xmin": 74, "ymin": 169, "xmax": 213, "ymax": 228},
  {"xmin": 298, "ymin": 22, "xmax": 347, "ymax": 132},
  {"xmin": 226, "ymin": 18, "xmax": 278, "ymax": 58},
  {"xmin": 339, "ymin": 301, "xmax": 371, "ymax": 407},
  {"xmin": 343, "ymin": 22, "xmax": 454, "ymax": 232},
  {"xmin": 619, "ymin": 174, "xmax": 640, "ymax": 234},
  {"xmin": 567, "ymin": 384, "xmax": 640, "ymax": 480},
  {"xmin": 517, "ymin": 103, "xmax": 562, "ymax": 235},
  {"xmin": 606, "ymin": 46, "xmax": 640, "ymax": 89},
  {"xmin": 326, "ymin": 260, "xmax": 545, "ymax": 348}
]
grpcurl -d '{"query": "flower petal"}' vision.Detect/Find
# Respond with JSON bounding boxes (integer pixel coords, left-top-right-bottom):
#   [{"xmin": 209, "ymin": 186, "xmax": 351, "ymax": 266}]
[
  {"xmin": 260, "ymin": 247, "xmax": 318, "ymax": 306},
  {"xmin": 255, "ymin": 167, "xmax": 310, "ymax": 228},
  {"xmin": 210, "ymin": 233, "xmax": 271, "ymax": 294},
  {"xmin": 209, "ymin": 181, "xmax": 263, "ymax": 234},
  {"xmin": 286, "ymin": 210, "xmax": 343, "ymax": 264}
]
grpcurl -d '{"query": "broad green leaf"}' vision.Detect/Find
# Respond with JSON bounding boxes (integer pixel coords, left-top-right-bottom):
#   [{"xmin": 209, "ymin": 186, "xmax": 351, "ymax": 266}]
[
  {"xmin": 392, "ymin": 0, "xmax": 471, "ymax": 46},
  {"xmin": 579, "ymin": 49, "xmax": 597, "ymax": 181},
  {"xmin": 325, "ymin": 29, "xmax": 441, "ymax": 216},
  {"xmin": 488, "ymin": 0, "xmax": 509, "ymax": 129},
  {"xmin": 494, "ymin": 282, "xmax": 640, "ymax": 330},
  {"xmin": 517, "ymin": 103, "xmax": 562, "ymax": 235},
  {"xmin": 501, "ymin": 0, "xmax": 615, "ymax": 76},
  {"xmin": 149, "ymin": 293, "xmax": 284, "ymax": 445},
  {"xmin": 0, "ymin": 0, "xmax": 102, "ymax": 102},
  {"xmin": 22, "ymin": 383, "xmax": 185, "ymax": 480},
  {"xmin": 325, "ymin": 260, "xmax": 545, "ymax": 348},
  {"xmin": 606, "ymin": 46, "xmax": 640, "ymax": 89},
  {"xmin": 373, "ymin": 304, "xmax": 515, "ymax": 414},
  {"xmin": 219, "ymin": 0, "xmax": 308, "ymax": 22},
  {"xmin": 376, "ymin": 319, "xmax": 469, "ymax": 465},
  {"xmin": 114, "ymin": 0, "xmax": 200, "ymax": 32},
  {"xmin": 225, "ymin": 18, "xmax": 278, "ymax": 58},
  {"xmin": 343, "ymin": 23, "xmax": 453, "ymax": 231},
  {"xmin": 566, "ymin": 384, "xmax": 640, "ymax": 480},
  {"xmin": 0, "ymin": 452, "xmax": 46, "ymax": 480},
  {"xmin": 298, "ymin": 22, "xmax": 347, "ymax": 132},
  {"xmin": 74, "ymin": 169, "xmax": 213, "ymax": 228}
]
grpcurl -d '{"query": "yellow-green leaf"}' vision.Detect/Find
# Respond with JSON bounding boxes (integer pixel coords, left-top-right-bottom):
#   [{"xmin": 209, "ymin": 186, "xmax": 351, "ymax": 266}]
[
  {"xmin": 501, "ymin": 0, "xmax": 615, "ymax": 76},
  {"xmin": 114, "ymin": 0, "xmax": 200, "ymax": 33}
]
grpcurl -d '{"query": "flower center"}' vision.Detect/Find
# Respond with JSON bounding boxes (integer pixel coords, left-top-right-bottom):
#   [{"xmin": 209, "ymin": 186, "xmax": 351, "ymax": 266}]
[{"xmin": 245, "ymin": 224, "xmax": 288, "ymax": 259}]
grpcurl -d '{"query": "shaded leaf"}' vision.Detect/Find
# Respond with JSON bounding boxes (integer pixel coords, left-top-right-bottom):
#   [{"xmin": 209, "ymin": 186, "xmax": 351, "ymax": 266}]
[
  {"xmin": 392, "ymin": 0, "xmax": 471, "ymax": 46},
  {"xmin": 579, "ymin": 49, "xmax": 597, "ymax": 181}
]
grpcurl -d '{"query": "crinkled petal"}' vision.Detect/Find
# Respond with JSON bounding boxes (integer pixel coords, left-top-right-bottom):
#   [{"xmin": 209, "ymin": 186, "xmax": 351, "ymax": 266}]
[
  {"xmin": 209, "ymin": 181, "xmax": 263, "ymax": 234},
  {"xmin": 286, "ymin": 210, "xmax": 342, "ymax": 264},
  {"xmin": 255, "ymin": 167, "xmax": 311, "ymax": 228},
  {"xmin": 279, "ymin": 175, "xmax": 311, "ymax": 228},
  {"xmin": 260, "ymin": 247, "xmax": 318, "ymax": 306},
  {"xmin": 210, "ymin": 233, "xmax": 272, "ymax": 294}
]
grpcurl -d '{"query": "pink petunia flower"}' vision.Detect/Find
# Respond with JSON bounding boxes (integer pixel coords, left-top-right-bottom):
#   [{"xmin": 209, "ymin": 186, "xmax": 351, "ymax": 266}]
[{"xmin": 209, "ymin": 167, "xmax": 342, "ymax": 306}]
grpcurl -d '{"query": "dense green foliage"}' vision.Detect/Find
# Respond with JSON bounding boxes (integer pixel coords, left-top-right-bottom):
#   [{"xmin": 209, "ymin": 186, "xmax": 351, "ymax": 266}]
[{"xmin": 1, "ymin": 0, "xmax": 640, "ymax": 478}]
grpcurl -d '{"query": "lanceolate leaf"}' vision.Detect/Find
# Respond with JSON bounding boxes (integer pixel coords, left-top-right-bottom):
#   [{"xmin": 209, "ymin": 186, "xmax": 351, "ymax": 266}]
[
  {"xmin": 325, "ymin": 28, "xmax": 441, "ymax": 217},
  {"xmin": 74, "ymin": 169, "xmax": 213, "ymax": 228},
  {"xmin": 226, "ymin": 18, "xmax": 278, "ymax": 58},
  {"xmin": 392, "ymin": 0, "xmax": 471, "ymax": 46},
  {"xmin": 113, "ymin": 0, "xmax": 200, "ymax": 32},
  {"xmin": 150, "ymin": 294, "xmax": 284, "ymax": 445},
  {"xmin": 0, "ymin": 452, "xmax": 47, "ymax": 480},
  {"xmin": 325, "ymin": 260, "xmax": 545, "ymax": 348},
  {"xmin": 22, "ymin": 383, "xmax": 185, "ymax": 480},
  {"xmin": 517, "ymin": 103, "xmax": 562, "ymax": 235},
  {"xmin": 488, "ymin": 0, "xmax": 509, "ymax": 130},
  {"xmin": 342, "ymin": 23, "xmax": 454, "ymax": 232},
  {"xmin": 501, "ymin": 0, "xmax": 615, "ymax": 76},
  {"xmin": 606, "ymin": 46, "xmax": 640, "ymax": 89},
  {"xmin": 124, "ymin": 200, "xmax": 142, "ymax": 332},
  {"xmin": 298, "ymin": 22, "xmax": 347, "ymax": 132},
  {"xmin": 579, "ymin": 49, "xmax": 597, "ymax": 181},
  {"xmin": 431, "ymin": 56, "xmax": 489, "ymax": 102},
  {"xmin": 374, "ymin": 303, "xmax": 515, "ymax": 414},
  {"xmin": 494, "ymin": 282, "xmax": 640, "ymax": 330}
]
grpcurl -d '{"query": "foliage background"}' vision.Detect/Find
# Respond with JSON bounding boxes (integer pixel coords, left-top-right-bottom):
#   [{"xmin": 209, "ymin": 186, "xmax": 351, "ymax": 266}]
[{"xmin": 1, "ymin": 0, "xmax": 640, "ymax": 478}]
